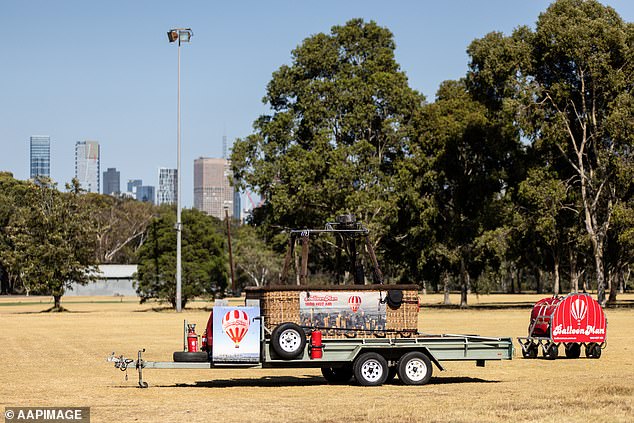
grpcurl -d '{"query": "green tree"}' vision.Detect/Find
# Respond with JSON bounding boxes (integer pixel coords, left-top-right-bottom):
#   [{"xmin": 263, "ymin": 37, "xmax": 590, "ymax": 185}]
[
  {"xmin": 231, "ymin": 18, "xmax": 424, "ymax": 279},
  {"xmin": 88, "ymin": 194, "xmax": 156, "ymax": 264},
  {"xmin": 135, "ymin": 207, "xmax": 227, "ymax": 308},
  {"xmin": 7, "ymin": 178, "xmax": 98, "ymax": 310},
  {"xmin": 233, "ymin": 224, "xmax": 282, "ymax": 288},
  {"xmin": 466, "ymin": 0, "xmax": 633, "ymax": 305},
  {"xmin": 406, "ymin": 79, "xmax": 523, "ymax": 306}
]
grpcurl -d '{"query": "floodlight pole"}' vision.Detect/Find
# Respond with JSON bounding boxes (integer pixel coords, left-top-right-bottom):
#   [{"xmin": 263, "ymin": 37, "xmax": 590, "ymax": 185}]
[{"xmin": 168, "ymin": 28, "xmax": 192, "ymax": 312}]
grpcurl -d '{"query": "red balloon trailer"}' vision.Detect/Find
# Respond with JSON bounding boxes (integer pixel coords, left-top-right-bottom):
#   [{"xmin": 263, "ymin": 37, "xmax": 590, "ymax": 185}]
[{"xmin": 517, "ymin": 293, "xmax": 607, "ymax": 360}]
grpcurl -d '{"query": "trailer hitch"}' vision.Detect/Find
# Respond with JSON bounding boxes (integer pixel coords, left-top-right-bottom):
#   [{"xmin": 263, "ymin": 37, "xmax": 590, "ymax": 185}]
[{"xmin": 107, "ymin": 349, "xmax": 148, "ymax": 388}]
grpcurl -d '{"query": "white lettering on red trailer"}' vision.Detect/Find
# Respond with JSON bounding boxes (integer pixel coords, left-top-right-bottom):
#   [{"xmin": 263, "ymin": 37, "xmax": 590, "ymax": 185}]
[{"xmin": 552, "ymin": 324, "xmax": 605, "ymax": 336}]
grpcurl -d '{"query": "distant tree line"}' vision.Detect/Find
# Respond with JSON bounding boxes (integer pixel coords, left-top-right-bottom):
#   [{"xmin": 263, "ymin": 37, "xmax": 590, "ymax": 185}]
[
  {"xmin": 232, "ymin": 0, "xmax": 633, "ymax": 307},
  {"xmin": 0, "ymin": 173, "xmax": 246, "ymax": 308}
]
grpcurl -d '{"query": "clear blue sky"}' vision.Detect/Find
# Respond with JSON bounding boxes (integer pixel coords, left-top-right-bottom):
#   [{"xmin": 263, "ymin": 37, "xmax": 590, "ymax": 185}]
[{"xmin": 1, "ymin": 0, "xmax": 632, "ymax": 208}]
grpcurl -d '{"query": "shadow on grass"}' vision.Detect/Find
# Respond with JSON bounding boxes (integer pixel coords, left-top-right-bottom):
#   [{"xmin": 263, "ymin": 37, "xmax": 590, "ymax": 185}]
[
  {"xmin": 429, "ymin": 376, "xmax": 500, "ymax": 384},
  {"xmin": 140, "ymin": 375, "xmax": 499, "ymax": 389},
  {"xmin": 14, "ymin": 308, "xmax": 92, "ymax": 314}
]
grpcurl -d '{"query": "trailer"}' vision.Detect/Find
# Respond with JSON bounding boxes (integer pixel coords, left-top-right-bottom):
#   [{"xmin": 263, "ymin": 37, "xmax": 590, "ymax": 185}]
[
  {"xmin": 517, "ymin": 293, "xmax": 607, "ymax": 360},
  {"xmin": 109, "ymin": 304, "xmax": 514, "ymax": 388},
  {"xmin": 109, "ymin": 217, "xmax": 513, "ymax": 387}
]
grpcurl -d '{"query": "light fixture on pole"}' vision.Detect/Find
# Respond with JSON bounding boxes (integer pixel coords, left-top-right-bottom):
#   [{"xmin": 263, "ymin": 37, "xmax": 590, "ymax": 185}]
[{"xmin": 167, "ymin": 27, "xmax": 192, "ymax": 312}]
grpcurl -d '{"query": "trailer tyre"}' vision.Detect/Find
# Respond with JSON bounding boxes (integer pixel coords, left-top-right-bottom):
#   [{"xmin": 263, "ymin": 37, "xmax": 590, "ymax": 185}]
[
  {"xmin": 522, "ymin": 342, "xmax": 538, "ymax": 359},
  {"xmin": 397, "ymin": 351, "xmax": 433, "ymax": 385},
  {"xmin": 354, "ymin": 352, "xmax": 388, "ymax": 386},
  {"xmin": 271, "ymin": 322, "xmax": 306, "ymax": 360},
  {"xmin": 585, "ymin": 343, "xmax": 602, "ymax": 359},
  {"xmin": 321, "ymin": 366, "xmax": 353, "ymax": 384},
  {"xmin": 565, "ymin": 343, "xmax": 581, "ymax": 359},
  {"xmin": 544, "ymin": 343, "xmax": 558, "ymax": 360},
  {"xmin": 173, "ymin": 351, "xmax": 208, "ymax": 362}
]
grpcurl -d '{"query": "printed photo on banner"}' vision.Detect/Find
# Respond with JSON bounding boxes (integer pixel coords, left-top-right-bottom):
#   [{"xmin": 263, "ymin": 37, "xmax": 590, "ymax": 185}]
[{"xmin": 299, "ymin": 291, "xmax": 386, "ymax": 335}]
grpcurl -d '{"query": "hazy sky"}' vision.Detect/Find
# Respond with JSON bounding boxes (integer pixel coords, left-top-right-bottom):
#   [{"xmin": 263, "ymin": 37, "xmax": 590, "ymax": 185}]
[{"xmin": 1, "ymin": 0, "xmax": 632, "ymax": 208}]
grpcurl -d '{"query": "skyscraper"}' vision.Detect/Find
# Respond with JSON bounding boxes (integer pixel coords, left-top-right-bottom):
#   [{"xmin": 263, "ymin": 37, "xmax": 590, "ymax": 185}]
[
  {"xmin": 30, "ymin": 136, "xmax": 50, "ymax": 179},
  {"xmin": 158, "ymin": 168, "xmax": 178, "ymax": 205},
  {"xmin": 137, "ymin": 185, "xmax": 155, "ymax": 204},
  {"xmin": 75, "ymin": 141, "xmax": 100, "ymax": 193},
  {"xmin": 103, "ymin": 168, "xmax": 120, "ymax": 196},
  {"xmin": 127, "ymin": 179, "xmax": 142, "ymax": 195},
  {"xmin": 194, "ymin": 157, "xmax": 234, "ymax": 219}
]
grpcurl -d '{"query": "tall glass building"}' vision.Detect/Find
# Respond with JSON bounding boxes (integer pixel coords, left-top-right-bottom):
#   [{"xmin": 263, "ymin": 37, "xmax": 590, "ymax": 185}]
[
  {"xmin": 30, "ymin": 136, "xmax": 51, "ymax": 179},
  {"xmin": 103, "ymin": 167, "xmax": 120, "ymax": 196},
  {"xmin": 75, "ymin": 141, "xmax": 100, "ymax": 193},
  {"xmin": 158, "ymin": 168, "xmax": 178, "ymax": 205},
  {"xmin": 194, "ymin": 157, "xmax": 235, "ymax": 219}
]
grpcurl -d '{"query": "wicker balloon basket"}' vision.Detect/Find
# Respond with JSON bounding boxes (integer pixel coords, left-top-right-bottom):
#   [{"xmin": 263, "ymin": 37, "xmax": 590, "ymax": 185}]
[{"xmin": 245, "ymin": 285, "xmax": 419, "ymax": 338}]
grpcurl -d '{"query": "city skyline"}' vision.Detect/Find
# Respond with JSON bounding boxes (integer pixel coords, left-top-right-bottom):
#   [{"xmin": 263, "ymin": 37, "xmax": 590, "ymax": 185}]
[{"xmin": 2, "ymin": 2, "xmax": 632, "ymax": 207}]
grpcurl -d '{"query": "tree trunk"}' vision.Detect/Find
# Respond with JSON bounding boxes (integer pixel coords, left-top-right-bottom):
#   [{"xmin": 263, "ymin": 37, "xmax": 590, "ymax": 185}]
[
  {"xmin": 569, "ymin": 247, "xmax": 579, "ymax": 293},
  {"xmin": 509, "ymin": 265, "xmax": 515, "ymax": 294},
  {"xmin": 517, "ymin": 267, "xmax": 522, "ymax": 294},
  {"xmin": 53, "ymin": 295, "xmax": 62, "ymax": 311},
  {"xmin": 534, "ymin": 267, "xmax": 542, "ymax": 294},
  {"xmin": 459, "ymin": 258, "xmax": 468, "ymax": 308},
  {"xmin": 443, "ymin": 271, "xmax": 451, "ymax": 305},
  {"xmin": 593, "ymin": 246, "xmax": 607, "ymax": 306},
  {"xmin": 553, "ymin": 254, "xmax": 560, "ymax": 296},
  {"xmin": 608, "ymin": 268, "xmax": 618, "ymax": 305}
]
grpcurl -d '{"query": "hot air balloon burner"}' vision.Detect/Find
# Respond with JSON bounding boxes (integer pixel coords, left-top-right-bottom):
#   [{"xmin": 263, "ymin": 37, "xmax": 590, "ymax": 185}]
[
  {"xmin": 309, "ymin": 330, "xmax": 323, "ymax": 359},
  {"xmin": 187, "ymin": 324, "xmax": 199, "ymax": 353}
]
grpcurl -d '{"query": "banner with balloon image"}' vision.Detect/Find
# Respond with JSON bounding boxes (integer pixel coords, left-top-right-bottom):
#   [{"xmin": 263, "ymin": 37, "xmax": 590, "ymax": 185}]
[
  {"xmin": 299, "ymin": 291, "xmax": 386, "ymax": 336},
  {"xmin": 212, "ymin": 306, "xmax": 261, "ymax": 363}
]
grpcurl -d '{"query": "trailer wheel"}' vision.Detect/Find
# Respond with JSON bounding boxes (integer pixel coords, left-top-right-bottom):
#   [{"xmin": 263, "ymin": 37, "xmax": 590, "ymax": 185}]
[
  {"xmin": 173, "ymin": 351, "xmax": 208, "ymax": 362},
  {"xmin": 522, "ymin": 342, "xmax": 538, "ymax": 359},
  {"xmin": 544, "ymin": 343, "xmax": 558, "ymax": 360},
  {"xmin": 353, "ymin": 352, "xmax": 388, "ymax": 386},
  {"xmin": 321, "ymin": 366, "xmax": 353, "ymax": 384},
  {"xmin": 585, "ymin": 343, "xmax": 602, "ymax": 359},
  {"xmin": 565, "ymin": 343, "xmax": 581, "ymax": 359},
  {"xmin": 397, "ymin": 351, "xmax": 433, "ymax": 385},
  {"xmin": 271, "ymin": 322, "xmax": 306, "ymax": 360}
]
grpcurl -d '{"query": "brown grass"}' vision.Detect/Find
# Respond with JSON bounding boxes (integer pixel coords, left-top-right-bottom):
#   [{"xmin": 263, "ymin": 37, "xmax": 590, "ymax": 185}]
[{"xmin": 0, "ymin": 294, "xmax": 632, "ymax": 423}]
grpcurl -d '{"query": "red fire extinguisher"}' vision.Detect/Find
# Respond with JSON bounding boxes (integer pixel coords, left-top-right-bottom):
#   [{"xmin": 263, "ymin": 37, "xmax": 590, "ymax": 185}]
[
  {"xmin": 309, "ymin": 330, "xmax": 323, "ymax": 359},
  {"xmin": 187, "ymin": 324, "xmax": 199, "ymax": 352}
]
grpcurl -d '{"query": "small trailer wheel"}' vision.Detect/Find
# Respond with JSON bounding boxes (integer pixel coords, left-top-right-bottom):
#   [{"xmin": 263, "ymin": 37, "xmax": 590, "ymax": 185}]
[
  {"xmin": 354, "ymin": 352, "xmax": 388, "ymax": 386},
  {"xmin": 565, "ymin": 343, "xmax": 581, "ymax": 359},
  {"xmin": 397, "ymin": 351, "xmax": 433, "ymax": 385},
  {"xmin": 585, "ymin": 343, "xmax": 602, "ymax": 359},
  {"xmin": 271, "ymin": 322, "xmax": 306, "ymax": 360},
  {"xmin": 321, "ymin": 366, "xmax": 353, "ymax": 384},
  {"xmin": 522, "ymin": 342, "xmax": 538, "ymax": 359},
  {"xmin": 544, "ymin": 343, "xmax": 558, "ymax": 360}
]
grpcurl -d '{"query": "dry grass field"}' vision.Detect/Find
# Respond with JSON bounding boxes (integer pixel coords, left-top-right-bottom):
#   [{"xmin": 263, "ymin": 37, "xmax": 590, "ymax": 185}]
[{"xmin": 1, "ymin": 293, "xmax": 632, "ymax": 423}]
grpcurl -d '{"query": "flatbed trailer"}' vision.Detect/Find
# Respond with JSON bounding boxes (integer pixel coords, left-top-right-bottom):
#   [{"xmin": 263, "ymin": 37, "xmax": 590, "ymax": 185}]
[{"xmin": 109, "ymin": 322, "xmax": 513, "ymax": 387}]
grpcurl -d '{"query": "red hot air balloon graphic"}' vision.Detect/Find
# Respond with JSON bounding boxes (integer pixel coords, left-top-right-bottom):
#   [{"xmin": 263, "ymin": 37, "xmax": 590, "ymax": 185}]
[
  {"xmin": 348, "ymin": 295, "xmax": 362, "ymax": 313},
  {"xmin": 222, "ymin": 309, "xmax": 250, "ymax": 348},
  {"xmin": 571, "ymin": 297, "xmax": 587, "ymax": 322}
]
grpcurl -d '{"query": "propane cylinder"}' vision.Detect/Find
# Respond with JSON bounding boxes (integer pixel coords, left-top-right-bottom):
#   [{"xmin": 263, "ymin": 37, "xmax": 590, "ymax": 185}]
[
  {"xmin": 187, "ymin": 324, "xmax": 199, "ymax": 352},
  {"xmin": 309, "ymin": 330, "xmax": 323, "ymax": 359}
]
